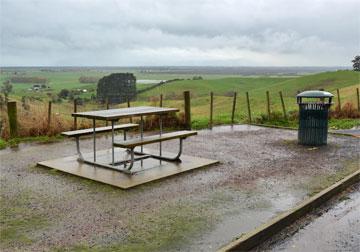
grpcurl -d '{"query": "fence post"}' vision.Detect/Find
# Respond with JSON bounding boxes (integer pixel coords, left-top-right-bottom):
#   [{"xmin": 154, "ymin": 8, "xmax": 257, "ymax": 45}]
[
  {"xmin": 231, "ymin": 92, "xmax": 237, "ymax": 124},
  {"xmin": 160, "ymin": 94, "xmax": 163, "ymax": 107},
  {"xmin": 336, "ymin": 89, "xmax": 341, "ymax": 111},
  {"xmin": 266, "ymin": 91, "xmax": 271, "ymax": 120},
  {"xmin": 246, "ymin": 92, "xmax": 252, "ymax": 123},
  {"xmin": 127, "ymin": 98, "xmax": 133, "ymax": 123},
  {"xmin": 47, "ymin": 101, "xmax": 52, "ymax": 130},
  {"xmin": 209, "ymin": 92, "xmax": 214, "ymax": 129},
  {"xmin": 73, "ymin": 99, "xmax": 77, "ymax": 130},
  {"xmin": 279, "ymin": 91, "xmax": 287, "ymax": 120},
  {"xmin": 357, "ymin": 88, "xmax": 360, "ymax": 112},
  {"xmin": 7, "ymin": 101, "xmax": 18, "ymax": 138},
  {"xmin": 184, "ymin": 91, "xmax": 191, "ymax": 130}
]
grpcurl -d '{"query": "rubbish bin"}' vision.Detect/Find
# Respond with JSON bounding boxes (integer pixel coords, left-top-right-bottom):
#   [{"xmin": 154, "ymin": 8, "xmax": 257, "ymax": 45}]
[{"xmin": 297, "ymin": 90, "xmax": 334, "ymax": 146}]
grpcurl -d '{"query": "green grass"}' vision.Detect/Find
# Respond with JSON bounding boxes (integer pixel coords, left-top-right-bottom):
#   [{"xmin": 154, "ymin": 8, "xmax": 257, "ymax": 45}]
[
  {"xmin": 0, "ymin": 138, "xmax": 6, "ymax": 149},
  {"xmin": 1, "ymin": 69, "xmax": 248, "ymax": 100},
  {"xmin": 254, "ymin": 113, "xmax": 360, "ymax": 130},
  {"xmin": 305, "ymin": 160, "xmax": 359, "ymax": 196},
  {"xmin": 0, "ymin": 188, "xmax": 48, "ymax": 248},
  {"xmin": 0, "ymin": 135, "xmax": 64, "ymax": 149},
  {"xmin": 53, "ymin": 200, "xmax": 214, "ymax": 252},
  {"xmin": 1, "ymin": 70, "xmax": 359, "ymax": 137}
]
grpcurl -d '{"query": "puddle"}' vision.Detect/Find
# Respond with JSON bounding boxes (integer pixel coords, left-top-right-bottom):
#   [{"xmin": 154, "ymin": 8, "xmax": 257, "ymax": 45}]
[
  {"xmin": 186, "ymin": 177, "xmax": 308, "ymax": 251},
  {"xmin": 201, "ymin": 124, "xmax": 264, "ymax": 134},
  {"xmin": 270, "ymin": 185, "xmax": 360, "ymax": 251}
]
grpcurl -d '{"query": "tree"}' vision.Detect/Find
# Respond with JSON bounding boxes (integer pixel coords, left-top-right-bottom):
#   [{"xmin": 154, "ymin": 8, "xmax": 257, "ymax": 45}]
[
  {"xmin": 352, "ymin": 55, "xmax": 360, "ymax": 71},
  {"xmin": 58, "ymin": 89, "xmax": 70, "ymax": 99},
  {"xmin": 1, "ymin": 80, "xmax": 13, "ymax": 102}
]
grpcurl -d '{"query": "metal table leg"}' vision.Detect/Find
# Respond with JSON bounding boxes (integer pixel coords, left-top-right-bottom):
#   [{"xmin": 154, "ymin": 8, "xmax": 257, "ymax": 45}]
[
  {"xmin": 75, "ymin": 136, "xmax": 84, "ymax": 161},
  {"xmin": 140, "ymin": 115, "xmax": 144, "ymax": 167},
  {"xmin": 159, "ymin": 114, "xmax": 163, "ymax": 156},
  {"xmin": 159, "ymin": 114, "xmax": 163, "ymax": 165},
  {"xmin": 93, "ymin": 119, "xmax": 96, "ymax": 162},
  {"xmin": 140, "ymin": 116, "xmax": 144, "ymax": 151},
  {"xmin": 111, "ymin": 120, "xmax": 115, "ymax": 165}
]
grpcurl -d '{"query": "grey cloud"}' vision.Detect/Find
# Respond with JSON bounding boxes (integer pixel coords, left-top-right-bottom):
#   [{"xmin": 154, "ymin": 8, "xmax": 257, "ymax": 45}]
[{"xmin": 0, "ymin": 0, "xmax": 359, "ymax": 66}]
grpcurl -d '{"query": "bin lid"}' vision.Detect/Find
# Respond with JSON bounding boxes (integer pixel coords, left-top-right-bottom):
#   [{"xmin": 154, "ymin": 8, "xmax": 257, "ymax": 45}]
[{"xmin": 297, "ymin": 90, "xmax": 334, "ymax": 98}]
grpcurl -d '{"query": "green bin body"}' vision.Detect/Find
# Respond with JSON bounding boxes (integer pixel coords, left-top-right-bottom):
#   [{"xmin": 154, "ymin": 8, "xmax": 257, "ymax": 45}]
[{"xmin": 297, "ymin": 91, "xmax": 333, "ymax": 146}]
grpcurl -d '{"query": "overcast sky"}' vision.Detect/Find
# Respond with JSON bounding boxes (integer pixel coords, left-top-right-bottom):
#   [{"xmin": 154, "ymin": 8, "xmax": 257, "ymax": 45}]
[{"xmin": 0, "ymin": 0, "xmax": 359, "ymax": 66}]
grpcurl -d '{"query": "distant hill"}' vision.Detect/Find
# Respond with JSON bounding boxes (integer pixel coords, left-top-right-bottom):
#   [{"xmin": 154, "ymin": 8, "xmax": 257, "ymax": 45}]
[
  {"xmin": 138, "ymin": 70, "xmax": 359, "ymax": 117},
  {"xmin": 139, "ymin": 70, "xmax": 358, "ymax": 97}
]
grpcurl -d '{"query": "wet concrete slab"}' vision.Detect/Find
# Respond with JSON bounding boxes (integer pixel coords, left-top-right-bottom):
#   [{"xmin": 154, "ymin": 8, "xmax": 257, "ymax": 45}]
[{"xmin": 37, "ymin": 148, "xmax": 219, "ymax": 189}]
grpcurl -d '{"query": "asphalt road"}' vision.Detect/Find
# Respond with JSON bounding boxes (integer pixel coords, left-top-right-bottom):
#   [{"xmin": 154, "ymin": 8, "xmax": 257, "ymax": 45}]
[{"xmin": 257, "ymin": 183, "xmax": 360, "ymax": 252}]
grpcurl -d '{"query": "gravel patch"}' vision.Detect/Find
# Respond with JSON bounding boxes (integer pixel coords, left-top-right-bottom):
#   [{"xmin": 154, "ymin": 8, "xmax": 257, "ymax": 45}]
[{"xmin": 1, "ymin": 125, "xmax": 359, "ymax": 251}]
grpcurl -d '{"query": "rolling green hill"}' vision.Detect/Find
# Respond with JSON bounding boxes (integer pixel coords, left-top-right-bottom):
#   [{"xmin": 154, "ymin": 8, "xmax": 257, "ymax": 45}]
[
  {"xmin": 135, "ymin": 70, "xmax": 359, "ymax": 127},
  {"xmin": 139, "ymin": 70, "xmax": 359, "ymax": 99}
]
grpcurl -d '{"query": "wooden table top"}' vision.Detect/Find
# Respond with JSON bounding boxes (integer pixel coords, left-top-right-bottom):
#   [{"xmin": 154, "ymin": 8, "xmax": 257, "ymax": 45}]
[{"xmin": 72, "ymin": 106, "xmax": 179, "ymax": 120}]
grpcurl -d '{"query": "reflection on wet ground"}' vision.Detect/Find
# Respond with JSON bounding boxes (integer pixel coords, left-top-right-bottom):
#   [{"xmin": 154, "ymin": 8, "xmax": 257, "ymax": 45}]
[{"xmin": 266, "ymin": 183, "xmax": 360, "ymax": 252}]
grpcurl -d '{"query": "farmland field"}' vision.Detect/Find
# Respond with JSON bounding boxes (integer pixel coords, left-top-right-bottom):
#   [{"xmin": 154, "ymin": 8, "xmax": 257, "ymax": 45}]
[{"xmin": 0, "ymin": 67, "xmax": 359, "ymax": 140}]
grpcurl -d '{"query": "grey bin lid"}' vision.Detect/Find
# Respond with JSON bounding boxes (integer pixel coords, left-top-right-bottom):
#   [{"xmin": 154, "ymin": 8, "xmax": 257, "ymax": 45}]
[{"xmin": 297, "ymin": 90, "xmax": 334, "ymax": 98}]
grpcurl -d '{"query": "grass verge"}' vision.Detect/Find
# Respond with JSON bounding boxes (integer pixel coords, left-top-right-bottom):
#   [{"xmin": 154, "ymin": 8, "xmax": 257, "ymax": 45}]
[
  {"xmin": 0, "ymin": 188, "xmax": 48, "ymax": 249},
  {"xmin": 305, "ymin": 160, "xmax": 360, "ymax": 196},
  {"xmin": 0, "ymin": 135, "xmax": 64, "ymax": 149},
  {"xmin": 54, "ymin": 201, "xmax": 214, "ymax": 252}
]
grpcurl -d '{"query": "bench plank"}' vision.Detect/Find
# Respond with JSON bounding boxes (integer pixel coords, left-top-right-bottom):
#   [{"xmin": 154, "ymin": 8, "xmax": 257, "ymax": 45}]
[
  {"xmin": 113, "ymin": 130, "xmax": 197, "ymax": 148},
  {"xmin": 62, "ymin": 123, "xmax": 139, "ymax": 137}
]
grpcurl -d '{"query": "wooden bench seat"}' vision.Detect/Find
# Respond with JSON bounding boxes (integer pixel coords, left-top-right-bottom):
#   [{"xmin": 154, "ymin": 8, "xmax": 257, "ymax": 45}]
[
  {"xmin": 61, "ymin": 123, "xmax": 139, "ymax": 137},
  {"xmin": 113, "ymin": 130, "xmax": 197, "ymax": 148}
]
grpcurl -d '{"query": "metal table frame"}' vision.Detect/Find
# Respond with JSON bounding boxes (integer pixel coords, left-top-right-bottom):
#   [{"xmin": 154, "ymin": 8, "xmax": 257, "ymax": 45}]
[{"xmin": 72, "ymin": 106, "xmax": 180, "ymax": 174}]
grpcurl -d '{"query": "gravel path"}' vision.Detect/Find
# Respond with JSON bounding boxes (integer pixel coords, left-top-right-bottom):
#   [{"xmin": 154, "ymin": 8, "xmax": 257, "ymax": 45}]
[{"xmin": 0, "ymin": 125, "xmax": 359, "ymax": 251}]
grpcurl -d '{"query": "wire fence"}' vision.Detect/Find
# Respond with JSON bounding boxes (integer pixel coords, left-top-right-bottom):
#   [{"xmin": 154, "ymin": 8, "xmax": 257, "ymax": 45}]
[{"xmin": 0, "ymin": 87, "xmax": 359, "ymax": 140}]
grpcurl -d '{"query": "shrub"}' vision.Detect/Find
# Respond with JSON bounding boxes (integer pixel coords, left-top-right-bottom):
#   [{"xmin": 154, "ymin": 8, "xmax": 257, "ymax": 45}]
[
  {"xmin": 79, "ymin": 76, "xmax": 99, "ymax": 83},
  {"xmin": 330, "ymin": 102, "xmax": 360, "ymax": 119},
  {"xmin": 10, "ymin": 76, "xmax": 48, "ymax": 84},
  {"xmin": 58, "ymin": 89, "xmax": 70, "ymax": 99},
  {"xmin": 143, "ymin": 112, "xmax": 186, "ymax": 130}
]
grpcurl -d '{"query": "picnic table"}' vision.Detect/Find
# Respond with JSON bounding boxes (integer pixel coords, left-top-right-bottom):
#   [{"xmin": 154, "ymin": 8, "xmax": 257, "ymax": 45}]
[{"xmin": 63, "ymin": 106, "xmax": 197, "ymax": 174}]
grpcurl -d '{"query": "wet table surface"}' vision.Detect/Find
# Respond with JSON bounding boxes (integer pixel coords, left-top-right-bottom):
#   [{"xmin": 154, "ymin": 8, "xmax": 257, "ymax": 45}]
[{"xmin": 72, "ymin": 106, "xmax": 179, "ymax": 120}]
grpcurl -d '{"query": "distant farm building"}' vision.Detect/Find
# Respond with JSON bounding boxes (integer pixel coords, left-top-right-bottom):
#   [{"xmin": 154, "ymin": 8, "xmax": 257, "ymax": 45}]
[{"xmin": 97, "ymin": 73, "xmax": 137, "ymax": 104}]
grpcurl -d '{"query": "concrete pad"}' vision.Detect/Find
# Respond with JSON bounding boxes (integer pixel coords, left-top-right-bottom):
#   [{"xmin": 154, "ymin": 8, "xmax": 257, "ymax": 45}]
[{"xmin": 37, "ymin": 148, "xmax": 219, "ymax": 189}]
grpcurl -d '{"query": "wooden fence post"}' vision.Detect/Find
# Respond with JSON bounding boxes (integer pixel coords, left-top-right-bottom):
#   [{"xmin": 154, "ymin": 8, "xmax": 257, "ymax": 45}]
[
  {"xmin": 357, "ymin": 88, "xmax": 360, "ymax": 112},
  {"xmin": 47, "ymin": 101, "xmax": 52, "ymax": 129},
  {"xmin": 336, "ymin": 89, "xmax": 341, "ymax": 111},
  {"xmin": 127, "ymin": 98, "xmax": 133, "ymax": 123},
  {"xmin": 209, "ymin": 92, "xmax": 214, "ymax": 129},
  {"xmin": 231, "ymin": 92, "xmax": 237, "ymax": 124},
  {"xmin": 266, "ymin": 91, "xmax": 271, "ymax": 120},
  {"xmin": 73, "ymin": 99, "xmax": 77, "ymax": 130},
  {"xmin": 279, "ymin": 91, "xmax": 287, "ymax": 120},
  {"xmin": 7, "ymin": 101, "xmax": 18, "ymax": 138},
  {"xmin": 246, "ymin": 92, "xmax": 252, "ymax": 123},
  {"xmin": 184, "ymin": 91, "xmax": 191, "ymax": 130},
  {"xmin": 160, "ymin": 94, "xmax": 163, "ymax": 107}
]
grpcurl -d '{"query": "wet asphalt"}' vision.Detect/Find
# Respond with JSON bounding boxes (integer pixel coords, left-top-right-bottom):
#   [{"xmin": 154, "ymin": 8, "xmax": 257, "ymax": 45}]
[{"xmin": 257, "ymin": 183, "xmax": 360, "ymax": 252}]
